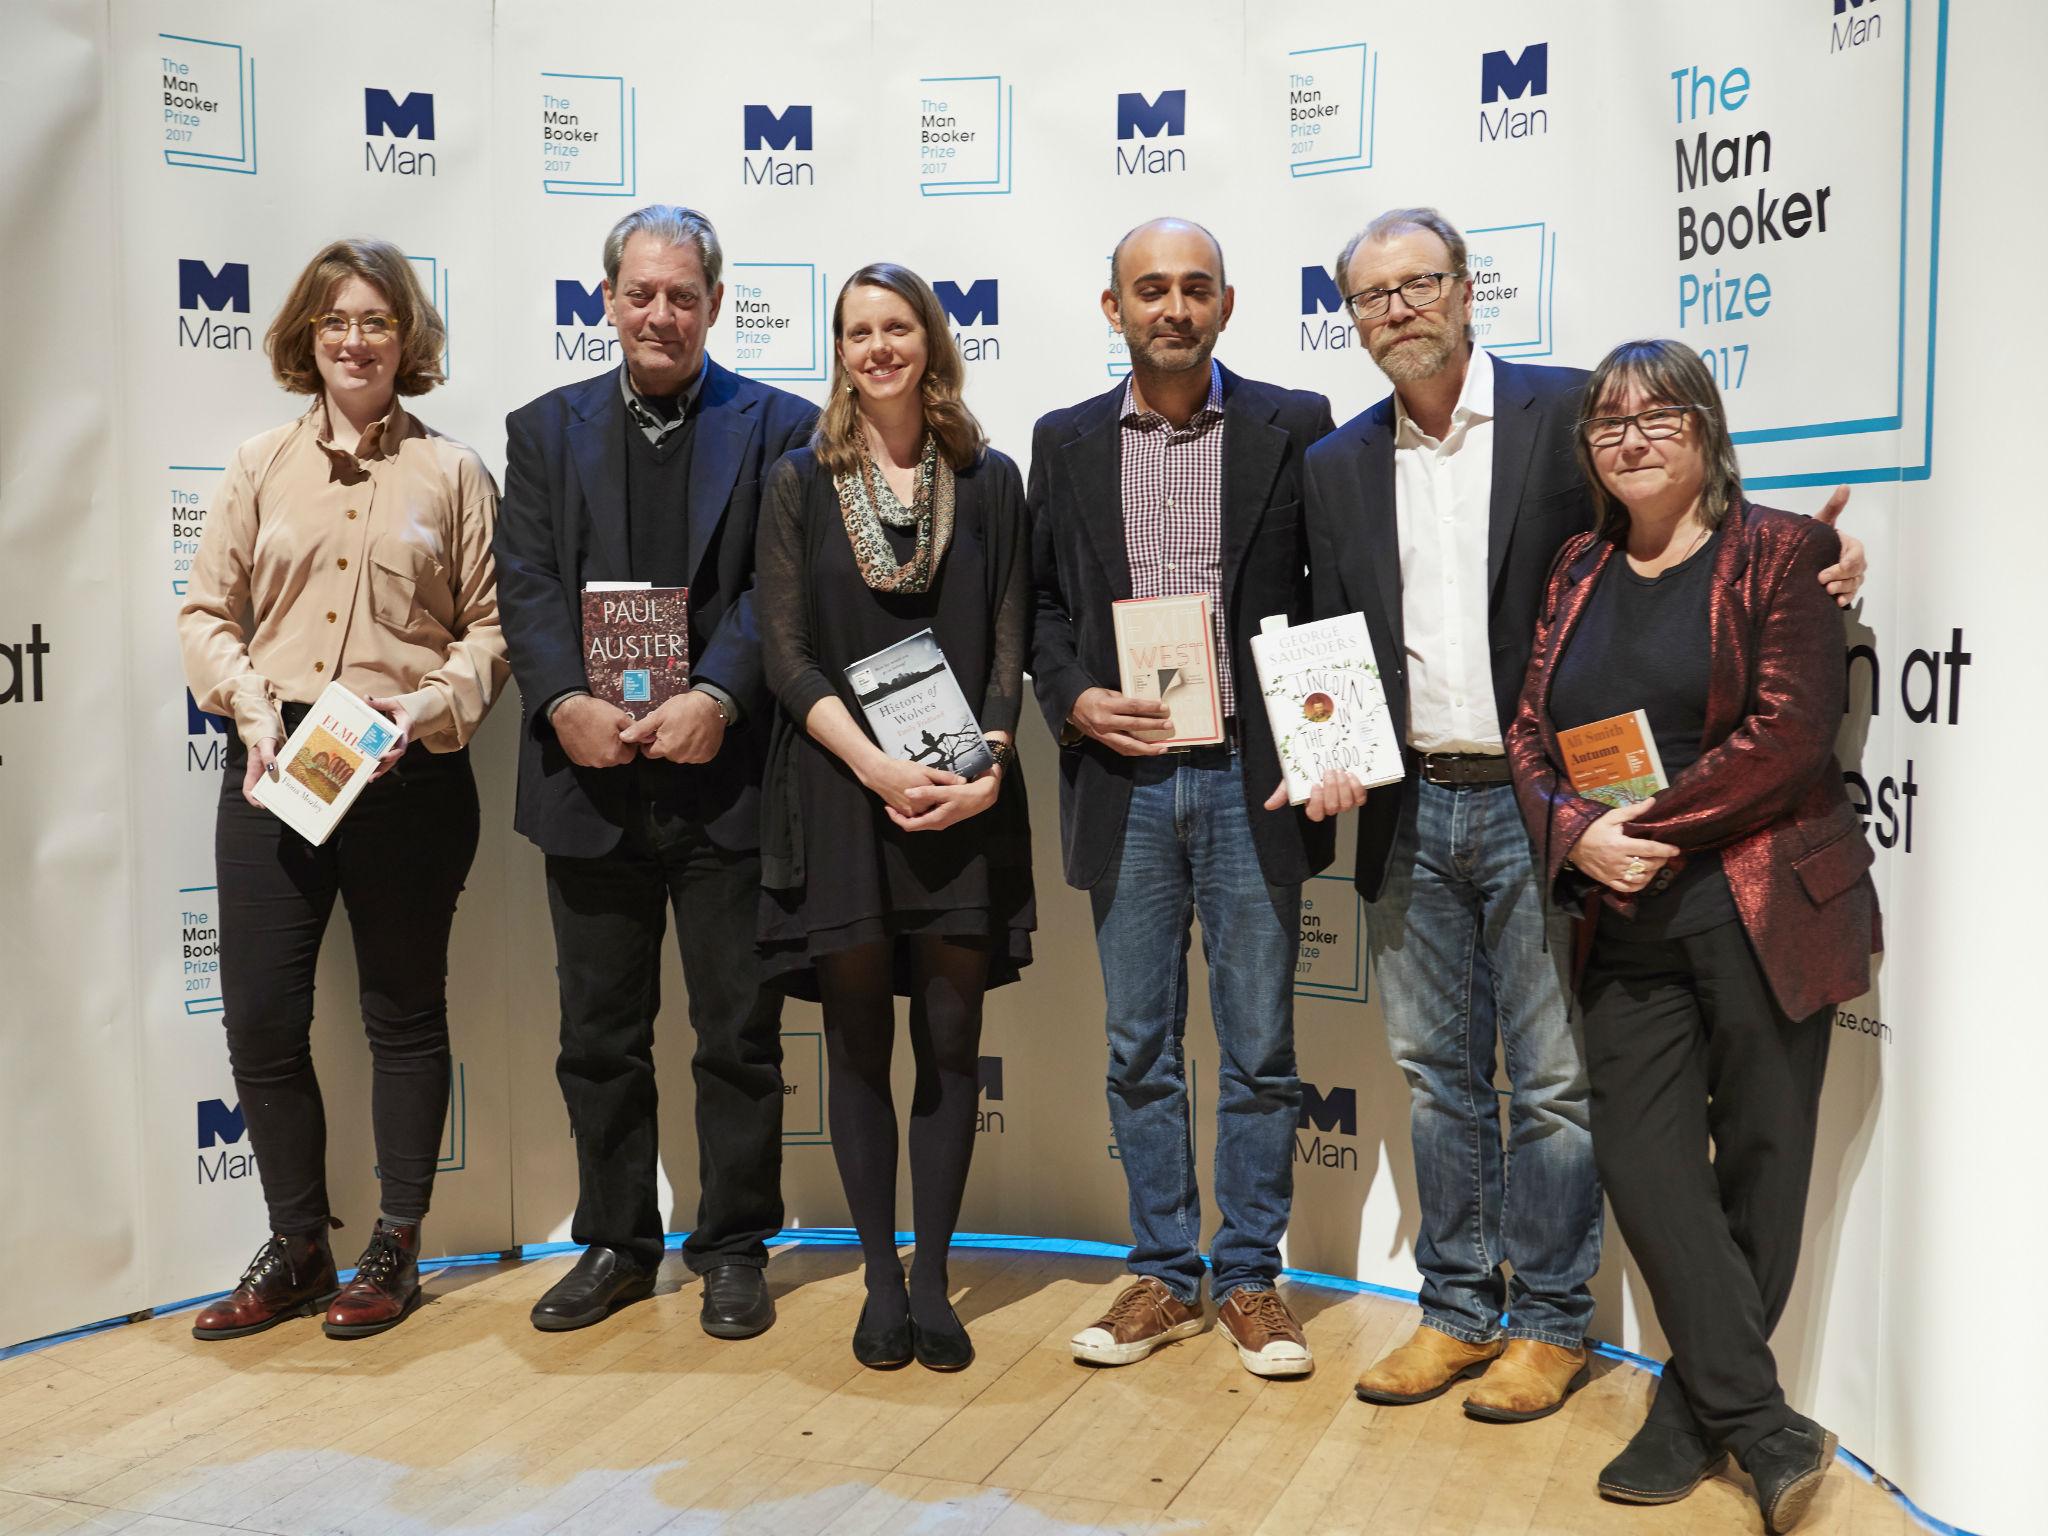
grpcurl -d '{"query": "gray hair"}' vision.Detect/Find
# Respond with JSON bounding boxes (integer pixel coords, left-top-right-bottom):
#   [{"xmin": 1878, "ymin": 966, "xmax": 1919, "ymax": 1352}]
[
  {"xmin": 1333, "ymin": 206, "xmax": 1468, "ymax": 293},
  {"xmin": 602, "ymin": 204, "xmax": 724, "ymax": 289}
]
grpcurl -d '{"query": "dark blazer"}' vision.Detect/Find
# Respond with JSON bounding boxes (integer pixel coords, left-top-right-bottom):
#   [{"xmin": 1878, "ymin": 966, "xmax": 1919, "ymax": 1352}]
[
  {"xmin": 1303, "ymin": 354, "xmax": 1595, "ymax": 900},
  {"xmin": 494, "ymin": 361, "xmax": 819, "ymax": 858},
  {"xmin": 1505, "ymin": 502, "xmax": 1882, "ymax": 1020},
  {"xmin": 1028, "ymin": 365, "xmax": 1338, "ymax": 889}
]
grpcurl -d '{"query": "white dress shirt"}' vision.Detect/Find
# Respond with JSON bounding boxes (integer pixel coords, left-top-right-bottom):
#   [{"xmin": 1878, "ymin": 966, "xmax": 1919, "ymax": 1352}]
[{"xmin": 1393, "ymin": 345, "xmax": 1501, "ymax": 754}]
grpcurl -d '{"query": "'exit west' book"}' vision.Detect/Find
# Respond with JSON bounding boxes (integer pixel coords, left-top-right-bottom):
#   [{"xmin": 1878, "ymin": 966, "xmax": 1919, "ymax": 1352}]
[
  {"xmin": 1112, "ymin": 593, "xmax": 1225, "ymax": 747},
  {"xmin": 1556, "ymin": 709, "xmax": 1670, "ymax": 809},
  {"xmin": 582, "ymin": 582, "xmax": 689, "ymax": 718}
]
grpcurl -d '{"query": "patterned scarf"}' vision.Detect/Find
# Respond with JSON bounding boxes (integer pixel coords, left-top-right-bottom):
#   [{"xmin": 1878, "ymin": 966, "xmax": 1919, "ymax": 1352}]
[{"xmin": 833, "ymin": 434, "xmax": 955, "ymax": 593}]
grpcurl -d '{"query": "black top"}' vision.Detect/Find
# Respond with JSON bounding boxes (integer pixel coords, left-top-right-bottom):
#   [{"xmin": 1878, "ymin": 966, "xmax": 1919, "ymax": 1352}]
[
  {"xmin": 1551, "ymin": 528, "xmax": 1738, "ymax": 938},
  {"xmin": 623, "ymin": 406, "xmax": 697, "ymax": 588},
  {"xmin": 754, "ymin": 446, "xmax": 1034, "ymax": 998}
]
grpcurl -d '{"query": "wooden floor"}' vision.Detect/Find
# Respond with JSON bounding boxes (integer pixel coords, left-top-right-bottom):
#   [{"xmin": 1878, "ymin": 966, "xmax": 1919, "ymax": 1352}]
[{"xmin": 0, "ymin": 1244, "xmax": 1911, "ymax": 1536}]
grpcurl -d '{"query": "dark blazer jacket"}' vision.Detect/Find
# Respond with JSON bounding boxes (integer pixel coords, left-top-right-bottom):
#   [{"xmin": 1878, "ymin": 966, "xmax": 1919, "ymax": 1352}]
[
  {"xmin": 494, "ymin": 361, "xmax": 819, "ymax": 858},
  {"xmin": 1028, "ymin": 365, "xmax": 1338, "ymax": 890},
  {"xmin": 1303, "ymin": 354, "xmax": 1595, "ymax": 900},
  {"xmin": 1505, "ymin": 502, "xmax": 1882, "ymax": 1020}
]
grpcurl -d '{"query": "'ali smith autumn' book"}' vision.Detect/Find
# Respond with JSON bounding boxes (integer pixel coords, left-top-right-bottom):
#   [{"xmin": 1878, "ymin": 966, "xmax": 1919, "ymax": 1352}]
[{"xmin": 1556, "ymin": 709, "xmax": 1670, "ymax": 809}]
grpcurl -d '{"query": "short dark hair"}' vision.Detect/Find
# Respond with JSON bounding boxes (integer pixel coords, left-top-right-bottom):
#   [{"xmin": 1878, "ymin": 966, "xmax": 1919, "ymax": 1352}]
[
  {"xmin": 1576, "ymin": 339, "xmax": 1745, "ymax": 539},
  {"xmin": 266, "ymin": 238, "xmax": 445, "ymax": 396}
]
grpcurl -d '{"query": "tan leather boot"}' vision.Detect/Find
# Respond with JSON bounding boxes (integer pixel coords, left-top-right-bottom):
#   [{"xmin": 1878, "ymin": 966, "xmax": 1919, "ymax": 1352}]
[
  {"xmin": 1354, "ymin": 1324, "xmax": 1504, "ymax": 1404},
  {"xmin": 1463, "ymin": 1339, "xmax": 1591, "ymax": 1422}
]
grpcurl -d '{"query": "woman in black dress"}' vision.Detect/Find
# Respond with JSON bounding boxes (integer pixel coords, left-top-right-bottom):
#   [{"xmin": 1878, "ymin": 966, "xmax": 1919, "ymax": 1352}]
[{"xmin": 756, "ymin": 262, "xmax": 1033, "ymax": 1371}]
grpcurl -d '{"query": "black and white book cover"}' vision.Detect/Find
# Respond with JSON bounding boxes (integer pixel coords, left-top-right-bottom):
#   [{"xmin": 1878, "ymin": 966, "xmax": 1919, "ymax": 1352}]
[{"xmin": 846, "ymin": 628, "xmax": 995, "ymax": 780}]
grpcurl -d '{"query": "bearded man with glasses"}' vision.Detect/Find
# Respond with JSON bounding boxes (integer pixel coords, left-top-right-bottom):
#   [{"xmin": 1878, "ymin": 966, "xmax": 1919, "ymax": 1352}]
[{"xmin": 1299, "ymin": 209, "xmax": 1866, "ymax": 1427}]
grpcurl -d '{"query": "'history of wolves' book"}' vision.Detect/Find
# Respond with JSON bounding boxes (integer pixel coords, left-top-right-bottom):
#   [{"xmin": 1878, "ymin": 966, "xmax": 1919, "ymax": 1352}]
[
  {"xmin": 582, "ymin": 582, "xmax": 689, "ymax": 718},
  {"xmin": 846, "ymin": 629, "xmax": 996, "ymax": 781},
  {"xmin": 1556, "ymin": 709, "xmax": 1670, "ymax": 809},
  {"xmin": 1111, "ymin": 593, "xmax": 1224, "ymax": 747},
  {"xmin": 1249, "ymin": 614, "xmax": 1404, "ymax": 804},
  {"xmin": 250, "ymin": 681, "xmax": 397, "ymax": 846}
]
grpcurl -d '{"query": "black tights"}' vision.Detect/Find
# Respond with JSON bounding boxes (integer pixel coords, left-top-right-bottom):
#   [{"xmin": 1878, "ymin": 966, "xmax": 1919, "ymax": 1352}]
[{"xmin": 815, "ymin": 936, "xmax": 989, "ymax": 1327}]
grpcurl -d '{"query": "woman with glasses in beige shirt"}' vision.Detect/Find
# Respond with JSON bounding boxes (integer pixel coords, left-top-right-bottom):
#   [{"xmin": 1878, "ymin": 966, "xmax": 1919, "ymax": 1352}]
[{"xmin": 177, "ymin": 238, "xmax": 507, "ymax": 1342}]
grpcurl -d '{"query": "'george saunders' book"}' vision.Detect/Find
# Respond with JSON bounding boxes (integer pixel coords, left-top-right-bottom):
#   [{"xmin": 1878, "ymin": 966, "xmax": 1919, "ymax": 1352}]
[
  {"xmin": 1556, "ymin": 709, "xmax": 1670, "ymax": 809},
  {"xmin": 1112, "ymin": 593, "xmax": 1224, "ymax": 747},
  {"xmin": 846, "ymin": 629, "xmax": 996, "ymax": 780},
  {"xmin": 1249, "ymin": 614, "xmax": 1404, "ymax": 804},
  {"xmin": 250, "ymin": 681, "xmax": 397, "ymax": 846},
  {"xmin": 582, "ymin": 582, "xmax": 689, "ymax": 718}
]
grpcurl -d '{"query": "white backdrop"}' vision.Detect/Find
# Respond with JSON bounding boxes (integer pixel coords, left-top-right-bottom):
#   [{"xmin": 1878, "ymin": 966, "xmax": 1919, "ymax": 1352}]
[{"xmin": 2, "ymin": 2, "xmax": 2037, "ymax": 1530}]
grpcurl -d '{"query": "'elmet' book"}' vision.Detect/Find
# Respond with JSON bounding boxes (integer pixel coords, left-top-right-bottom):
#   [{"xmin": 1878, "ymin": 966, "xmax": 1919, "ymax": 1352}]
[
  {"xmin": 1556, "ymin": 709, "xmax": 1670, "ymax": 809},
  {"xmin": 1249, "ymin": 613, "xmax": 1404, "ymax": 804},
  {"xmin": 249, "ymin": 681, "xmax": 397, "ymax": 846},
  {"xmin": 1111, "ymin": 593, "xmax": 1224, "ymax": 747},
  {"xmin": 582, "ymin": 582, "xmax": 689, "ymax": 718},
  {"xmin": 846, "ymin": 629, "xmax": 995, "ymax": 781}
]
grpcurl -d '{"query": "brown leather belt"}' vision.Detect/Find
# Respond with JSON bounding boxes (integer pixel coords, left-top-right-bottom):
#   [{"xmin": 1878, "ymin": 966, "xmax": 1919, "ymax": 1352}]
[
  {"xmin": 1165, "ymin": 717, "xmax": 1241, "ymax": 754},
  {"xmin": 1416, "ymin": 750, "xmax": 1513, "ymax": 787}
]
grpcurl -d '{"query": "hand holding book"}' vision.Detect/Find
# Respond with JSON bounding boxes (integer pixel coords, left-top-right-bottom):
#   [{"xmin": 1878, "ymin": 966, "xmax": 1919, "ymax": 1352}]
[
  {"xmin": 1569, "ymin": 799, "xmax": 1682, "ymax": 895},
  {"xmin": 1067, "ymin": 686, "xmax": 1172, "ymax": 757},
  {"xmin": 361, "ymin": 696, "xmax": 413, "ymax": 780}
]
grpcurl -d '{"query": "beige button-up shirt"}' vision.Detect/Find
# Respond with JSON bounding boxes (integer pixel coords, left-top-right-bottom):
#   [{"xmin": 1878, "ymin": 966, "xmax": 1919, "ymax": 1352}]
[{"xmin": 178, "ymin": 396, "xmax": 508, "ymax": 752}]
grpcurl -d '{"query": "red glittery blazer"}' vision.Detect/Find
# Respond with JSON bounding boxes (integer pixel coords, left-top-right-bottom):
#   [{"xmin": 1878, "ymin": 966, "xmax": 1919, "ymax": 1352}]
[{"xmin": 1506, "ymin": 499, "xmax": 1882, "ymax": 1019}]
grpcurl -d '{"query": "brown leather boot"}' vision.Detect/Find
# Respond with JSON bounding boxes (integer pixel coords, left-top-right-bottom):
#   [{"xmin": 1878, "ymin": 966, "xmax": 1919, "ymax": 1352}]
[
  {"xmin": 191, "ymin": 1226, "xmax": 341, "ymax": 1341},
  {"xmin": 324, "ymin": 1219, "xmax": 422, "ymax": 1339},
  {"xmin": 1354, "ymin": 1323, "xmax": 1504, "ymax": 1404},
  {"xmin": 1463, "ymin": 1339, "xmax": 1592, "ymax": 1422}
]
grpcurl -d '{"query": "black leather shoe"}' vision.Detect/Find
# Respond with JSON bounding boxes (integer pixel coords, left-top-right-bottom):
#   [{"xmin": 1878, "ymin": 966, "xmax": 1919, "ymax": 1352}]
[
  {"xmin": 910, "ymin": 1303, "xmax": 974, "ymax": 1372},
  {"xmin": 1742, "ymin": 1421, "xmax": 1839, "ymax": 1534},
  {"xmin": 1597, "ymin": 1421, "xmax": 1729, "ymax": 1504},
  {"xmin": 699, "ymin": 1263, "xmax": 774, "ymax": 1339},
  {"xmin": 530, "ymin": 1246, "xmax": 656, "ymax": 1332},
  {"xmin": 852, "ymin": 1297, "xmax": 913, "ymax": 1369}
]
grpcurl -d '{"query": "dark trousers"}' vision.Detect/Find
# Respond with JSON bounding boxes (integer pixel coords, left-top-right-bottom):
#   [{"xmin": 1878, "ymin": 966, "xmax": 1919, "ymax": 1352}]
[
  {"xmin": 544, "ymin": 795, "xmax": 784, "ymax": 1273},
  {"xmin": 215, "ymin": 741, "xmax": 478, "ymax": 1235},
  {"xmin": 1580, "ymin": 919, "xmax": 1832, "ymax": 1459}
]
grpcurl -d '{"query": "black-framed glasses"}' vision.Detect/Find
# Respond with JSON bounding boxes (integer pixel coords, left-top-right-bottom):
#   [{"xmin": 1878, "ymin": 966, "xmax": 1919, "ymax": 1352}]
[
  {"xmin": 1342, "ymin": 270, "xmax": 1458, "ymax": 321},
  {"xmin": 1579, "ymin": 403, "xmax": 1711, "ymax": 448}
]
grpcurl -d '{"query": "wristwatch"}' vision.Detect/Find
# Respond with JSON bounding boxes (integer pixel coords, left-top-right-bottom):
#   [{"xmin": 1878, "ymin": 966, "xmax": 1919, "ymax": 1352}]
[{"xmin": 988, "ymin": 739, "xmax": 1017, "ymax": 772}]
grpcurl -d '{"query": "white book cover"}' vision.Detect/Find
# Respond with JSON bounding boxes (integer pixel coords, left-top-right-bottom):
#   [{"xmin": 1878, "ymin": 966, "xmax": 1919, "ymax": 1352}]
[
  {"xmin": 1111, "ymin": 592, "xmax": 1224, "ymax": 747},
  {"xmin": 846, "ymin": 628, "xmax": 995, "ymax": 780},
  {"xmin": 1250, "ymin": 613, "xmax": 1404, "ymax": 805},
  {"xmin": 249, "ymin": 681, "xmax": 398, "ymax": 846}
]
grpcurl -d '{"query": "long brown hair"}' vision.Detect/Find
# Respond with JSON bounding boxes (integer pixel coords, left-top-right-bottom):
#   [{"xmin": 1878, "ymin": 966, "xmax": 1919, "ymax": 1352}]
[
  {"xmin": 1576, "ymin": 338, "xmax": 1744, "ymax": 541},
  {"xmin": 265, "ymin": 237, "xmax": 446, "ymax": 397},
  {"xmin": 814, "ymin": 263, "xmax": 985, "ymax": 474}
]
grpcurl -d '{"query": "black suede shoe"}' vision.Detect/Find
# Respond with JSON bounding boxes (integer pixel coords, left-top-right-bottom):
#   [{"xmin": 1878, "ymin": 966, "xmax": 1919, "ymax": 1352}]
[
  {"xmin": 699, "ymin": 1263, "xmax": 774, "ymax": 1339},
  {"xmin": 1597, "ymin": 1422, "xmax": 1729, "ymax": 1504},
  {"xmin": 852, "ymin": 1296, "xmax": 913, "ymax": 1369},
  {"xmin": 1742, "ymin": 1421, "xmax": 1839, "ymax": 1534},
  {"xmin": 530, "ymin": 1246, "xmax": 656, "ymax": 1332},
  {"xmin": 910, "ymin": 1302, "xmax": 974, "ymax": 1372}
]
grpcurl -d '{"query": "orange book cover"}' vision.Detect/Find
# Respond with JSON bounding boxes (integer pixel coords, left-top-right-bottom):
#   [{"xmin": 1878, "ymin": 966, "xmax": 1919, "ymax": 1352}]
[{"xmin": 1556, "ymin": 708, "xmax": 1669, "ymax": 809}]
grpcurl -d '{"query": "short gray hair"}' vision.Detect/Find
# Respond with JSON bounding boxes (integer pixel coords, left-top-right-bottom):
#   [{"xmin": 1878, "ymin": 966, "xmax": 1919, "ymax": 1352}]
[
  {"xmin": 602, "ymin": 204, "xmax": 724, "ymax": 289},
  {"xmin": 1333, "ymin": 206, "xmax": 1468, "ymax": 293}
]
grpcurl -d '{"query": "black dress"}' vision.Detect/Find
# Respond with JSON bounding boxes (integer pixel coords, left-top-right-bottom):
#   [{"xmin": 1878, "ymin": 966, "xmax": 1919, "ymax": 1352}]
[{"xmin": 755, "ymin": 445, "xmax": 1035, "ymax": 999}]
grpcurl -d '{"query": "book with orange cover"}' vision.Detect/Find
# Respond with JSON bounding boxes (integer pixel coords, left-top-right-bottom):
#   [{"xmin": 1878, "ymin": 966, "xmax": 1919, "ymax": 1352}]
[
  {"xmin": 1111, "ymin": 593, "xmax": 1224, "ymax": 747},
  {"xmin": 1557, "ymin": 708, "xmax": 1670, "ymax": 809}
]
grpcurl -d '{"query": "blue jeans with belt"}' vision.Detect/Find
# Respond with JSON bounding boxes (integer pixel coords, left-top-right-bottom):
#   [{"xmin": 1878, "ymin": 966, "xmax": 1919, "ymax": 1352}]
[
  {"xmin": 1364, "ymin": 777, "xmax": 1601, "ymax": 1346},
  {"xmin": 1089, "ymin": 748, "xmax": 1302, "ymax": 1303}
]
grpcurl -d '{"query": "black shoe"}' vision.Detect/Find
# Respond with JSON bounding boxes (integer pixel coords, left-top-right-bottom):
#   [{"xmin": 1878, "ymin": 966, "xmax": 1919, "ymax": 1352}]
[
  {"xmin": 530, "ymin": 1246, "xmax": 656, "ymax": 1332},
  {"xmin": 1742, "ymin": 1421, "xmax": 1839, "ymax": 1534},
  {"xmin": 699, "ymin": 1263, "xmax": 774, "ymax": 1339},
  {"xmin": 1597, "ymin": 1421, "xmax": 1729, "ymax": 1505},
  {"xmin": 910, "ymin": 1302, "xmax": 974, "ymax": 1372},
  {"xmin": 852, "ymin": 1296, "xmax": 913, "ymax": 1369}
]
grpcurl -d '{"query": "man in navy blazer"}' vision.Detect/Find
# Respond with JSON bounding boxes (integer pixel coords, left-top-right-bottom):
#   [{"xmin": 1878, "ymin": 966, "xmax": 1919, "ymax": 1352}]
[
  {"xmin": 495, "ymin": 206, "xmax": 817, "ymax": 1339},
  {"xmin": 1030, "ymin": 219, "xmax": 1336, "ymax": 1380}
]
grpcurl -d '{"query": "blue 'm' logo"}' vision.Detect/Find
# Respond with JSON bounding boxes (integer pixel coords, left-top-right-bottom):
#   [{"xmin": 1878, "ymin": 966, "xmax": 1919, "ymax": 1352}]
[
  {"xmin": 186, "ymin": 689, "xmax": 227, "ymax": 736},
  {"xmin": 934, "ymin": 279, "xmax": 999, "ymax": 327},
  {"xmin": 1480, "ymin": 43, "xmax": 1548, "ymax": 103},
  {"xmin": 1299, "ymin": 1082, "xmax": 1358, "ymax": 1136},
  {"xmin": 1116, "ymin": 90, "xmax": 1186, "ymax": 140},
  {"xmin": 178, "ymin": 260, "xmax": 249, "ymax": 313},
  {"xmin": 743, "ymin": 104, "xmax": 813, "ymax": 152},
  {"xmin": 555, "ymin": 280, "xmax": 605, "ymax": 327},
  {"xmin": 197, "ymin": 1098, "xmax": 246, "ymax": 1148},
  {"xmin": 1300, "ymin": 265, "xmax": 1344, "ymax": 316},
  {"xmin": 364, "ymin": 88, "xmax": 436, "ymax": 140}
]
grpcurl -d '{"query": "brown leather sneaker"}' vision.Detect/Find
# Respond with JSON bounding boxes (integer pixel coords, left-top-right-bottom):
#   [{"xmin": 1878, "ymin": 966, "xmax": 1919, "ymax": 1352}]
[
  {"xmin": 1354, "ymin": 1323, "xmax": 1504, "ymax": 1404},
  {"xmin": 191, "ymin": 1227, "xmax": 341, "ymax": 1341},
  {"xmin": 1218, "ymin": 1286, "xmax": 1313, "ymax": 1378},
  {"xmin": 324, "ymin": 1220, "xmax": 422, "ymax": 1339},
  {"xmin": 1070, "ymin": 1276, "xmax": 1206, "ymax": 1366},
  {"xmin": 1463, "ymin": 1339, "xmax": 1592, "ymax": 1422}
]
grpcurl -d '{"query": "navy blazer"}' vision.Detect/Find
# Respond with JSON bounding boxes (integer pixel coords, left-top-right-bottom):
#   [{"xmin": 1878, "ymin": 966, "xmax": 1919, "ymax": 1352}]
[
  {"xmin": 494, "ymin": 360, "xmax": 819, "ymax": 858},
  {"xmin": 1028, "ymin": 365, "xmax": 1338, "ymax": 890},
  {"xmin": 1303, "ymin": 354, "xmax": 1595, "ymax": 901}
]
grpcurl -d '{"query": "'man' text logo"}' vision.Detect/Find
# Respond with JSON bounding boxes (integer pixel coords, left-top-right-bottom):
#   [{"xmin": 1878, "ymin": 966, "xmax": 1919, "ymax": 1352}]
[
  {"xmin": 1298, "ymin": 265, "xmax": 1354, "ymax": 354},
  {"xmin": 1115, "ymin": 90, "xmax": 1186, "ymax": 176},
  {"xmin": 178, "ymin": 260, "xmax": 252, "ymax": 351},
  {"xmin": 1479, "ymin": 43, "xmax": 1551, "ymax": 142},
  {"xmin": 976, "ymin": 1054, "xmax": 1006, "ymax": 1134},
  {"xmin": 743, "ymin": 104, "xmax": 815, "ymax": 187},
  {"xmin": 1295, "ymin": 1080, "xmax": 1359, "ymax": 1170},
  {"xmin": 555, "ymin": 279, "xmax": 606, "ymax": 327},
  {"xmin": 187, "ymin": 687, "xmax": 227, "ymax": 771},
  {"xmin": 936, "ymin": 279, "xmax": 1001, "ymax": 363},
  {"xmin": 365, "ymin": 88, "xmax": 438, "ymax": 176},
  {"xmin": 553, "ymin": 279, "xmax": 618, "ymax": 366}
]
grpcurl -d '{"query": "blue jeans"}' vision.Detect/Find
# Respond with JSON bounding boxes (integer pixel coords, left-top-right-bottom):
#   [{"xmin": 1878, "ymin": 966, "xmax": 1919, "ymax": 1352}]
[
  {"xmin": 1090, "ymin": 749, "xmax": 1301, "ymax": 1303},
  {"xmin": 1363, "ymin": 778, "xmax": 1600, "ymax": 1346}
]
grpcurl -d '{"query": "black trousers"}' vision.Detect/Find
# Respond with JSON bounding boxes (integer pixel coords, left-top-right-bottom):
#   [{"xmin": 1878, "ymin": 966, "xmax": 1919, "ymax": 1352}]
[
  {"xmin": 215, "ymin": 739, "xmax": 478, "ymax": 1234},
  {"xmin": 544, "ymin": 792, "xmax": 784, "ymax": 1273},
  {"xmin": 1580, "ymin": 919, "xmax": 1832, "ymax": 1459}
]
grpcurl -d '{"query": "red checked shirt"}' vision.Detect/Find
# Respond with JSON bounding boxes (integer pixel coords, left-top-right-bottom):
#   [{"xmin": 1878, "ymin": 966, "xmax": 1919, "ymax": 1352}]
[{"xmin": 1119, "ymin": 362, "xmax": 1234, "ymax": 716}]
